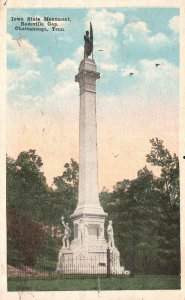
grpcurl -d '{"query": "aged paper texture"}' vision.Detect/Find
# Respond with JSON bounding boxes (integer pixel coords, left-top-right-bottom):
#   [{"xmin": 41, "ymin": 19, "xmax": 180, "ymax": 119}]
[{"xmin": 0, "ymin": 0, "xmax": 185, "ymax": 299}]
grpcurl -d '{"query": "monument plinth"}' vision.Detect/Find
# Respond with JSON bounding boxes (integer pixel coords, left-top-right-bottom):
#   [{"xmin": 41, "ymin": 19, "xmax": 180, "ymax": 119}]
[{"xmin": 56, "ymin": 24, "xmax": 124, "ymax": 274}]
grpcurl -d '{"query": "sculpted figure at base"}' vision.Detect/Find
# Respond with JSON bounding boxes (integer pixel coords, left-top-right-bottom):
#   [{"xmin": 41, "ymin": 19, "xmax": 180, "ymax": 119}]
[
  {"xmin": 79, "ymin": 215, "xmax": 89, "ymax": 247},
  {"xmin": 61, "ymin": 216, "xmax": 71, "ymax": 249},
  {"xmin": 107, "ymin": 220, "xmax": 115, "ymax": 248}
]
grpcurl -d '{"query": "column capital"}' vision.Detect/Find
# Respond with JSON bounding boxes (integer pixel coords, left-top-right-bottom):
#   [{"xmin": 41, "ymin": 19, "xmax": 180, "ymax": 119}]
[{"xmin": 75, "ymin": 69, "xmax": 100, "ymax": 94}]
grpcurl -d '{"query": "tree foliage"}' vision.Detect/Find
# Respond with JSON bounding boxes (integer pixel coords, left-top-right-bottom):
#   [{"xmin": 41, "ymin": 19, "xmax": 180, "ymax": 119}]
[
  {"xmin": 7, "ymin": 150, "xmax": 48, "ymax": 220},
  {"xmin": 7, "ymin": 139, "xmax": 180, "ymax": 274},
  {"xmin": 100, "ymin": 138, "xmax": 180, "ymax": 274},
  {"xmin": 146, "ymin": 138, "xmax": 179, "ymax": 204},
  {"xmin": 7, "ymin": 150, "xmax": 48, "ymax": 266},
  {"xmin": 45, "ymin": 158, "xmax": 79, "ymax": 239}
]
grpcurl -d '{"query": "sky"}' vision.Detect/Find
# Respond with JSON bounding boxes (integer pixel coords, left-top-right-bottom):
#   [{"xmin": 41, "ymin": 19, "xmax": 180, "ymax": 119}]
[{"xmin": 7, "ymin": 7, "xmax": 179, "ymax": 190}]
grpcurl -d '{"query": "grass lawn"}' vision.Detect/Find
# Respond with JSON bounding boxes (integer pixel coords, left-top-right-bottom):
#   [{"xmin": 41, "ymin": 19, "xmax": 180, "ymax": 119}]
[{"xmin": 8, "ymin": 275, "xmax": 180, "ymax": 291}]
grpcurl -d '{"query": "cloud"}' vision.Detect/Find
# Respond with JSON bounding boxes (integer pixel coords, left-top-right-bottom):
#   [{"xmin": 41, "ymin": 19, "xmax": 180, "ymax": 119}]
[
  {"xmin": 95, "ymin": 39, "xmax": 118, "ymax": 61},
  {"xmin": 7, "ymin": 34, "xmax": 57, "ymax": 104},
  {"xmin": 73, "ymin": 46, "xmax": 84, "ymax": 62},
  {"xmin": 123, "ymin": 21, "xmax": 150, "ymax": 40},
  {"xmin": 56, "ymin": 46, "xmax": 84, "ymax": 76},
  {"xmin": 97, "ymin": 57, "xmax": 178, "ymax": 127},
  {"xmin": 99, "ymin": 63, "xmax": 118, "ymax": 71},
  {"xmin": 86, "ymin": 9, "xmax": 125, "ymax": 39},
  {"xmin": 7, "ymin": 33, "xmax": 42, "ymax": 96},
  {"xmin": 123, "ymin": 21, "xmax": 168, "ymax": 48},
  {"xmin": 58, "ymin": 35, "xmax": 72, "ymax": 43},
  {"xmin": 109, "ymin": 58, "xmax": 179, "ymax": 123},
  {"xmin": 168, "ymin": 16, "xmax": 179, "ymax": 33},
  {"xmin": 148, "ymin": 33, "xmax": 168, "ymax": 46},
  {"xmin": 57, "ymin": 58, "xmax": 78, "ymax": 72},
  {"xmin": 138, "ymin": 58, "xmax": 178, "ymax": 83},
  {"xmin": 7, "ymin": 33, "xmax": 41, "ymax": 65},
  {"xmin": 52, "ymin": 81, "xmax": 78, "ymax": 103},
  {"xmin": 8, "ymin": 69, "xmax": 40, "ymax": 93},
  {"xmin": 56, "ymin": 47, "xmax": 82, "ymax": 85}
]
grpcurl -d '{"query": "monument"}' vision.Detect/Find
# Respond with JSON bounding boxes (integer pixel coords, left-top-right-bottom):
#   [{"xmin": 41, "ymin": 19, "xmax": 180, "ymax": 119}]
[{"xmin": 56, "ymin": 23, "xmax": 124, "ymax": 274}]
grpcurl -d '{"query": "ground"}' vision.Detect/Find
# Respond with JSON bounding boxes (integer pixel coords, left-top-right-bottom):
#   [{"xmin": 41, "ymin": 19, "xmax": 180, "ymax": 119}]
[{"xmin": 8, "ymin": 275, "xmax": 180, "ymax": 291}]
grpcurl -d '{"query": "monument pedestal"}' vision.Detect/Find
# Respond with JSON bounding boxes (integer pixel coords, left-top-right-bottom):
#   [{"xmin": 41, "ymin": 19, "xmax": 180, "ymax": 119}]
[{"xmin": 56, "ymin": 58, "xmax": 124, "ymax": 274}]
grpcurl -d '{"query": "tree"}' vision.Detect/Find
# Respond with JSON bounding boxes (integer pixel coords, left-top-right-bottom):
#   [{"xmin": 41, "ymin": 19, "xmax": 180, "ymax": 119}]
[
  {"xmin": 60, "ymin": 158, "xmax": 79, "ymax": 192},
  {"xmin": 100, "ymin": 138, "xmax": 180, "ymax": 275},
  {"xmin": 7, "ymin": 150, "xmax": 49, "ymax": 267},
  {"xmin": 146, "ymin": 138, "xmax": 179, "ymax": 204},
  {"xmin": 46, "ymin": 159, "xmax": 79, "ymax": 234},
  {"xmin": 146, "ymin": 138, "xmax": 180, "ymax": 274},
  {"xmin": 99, "ymin": 186, "xmax": 112, "ymax": 212},
  {"xmin": 7, "ymin": 150, "xmax": 48, "ymax": 221},
  {"xmin": 107, "ymin": 167, "xmax": 162, "ymax": 273},
  {"xmin": 7, "ymin": 155, "xmax": 23, "ymax": 210}
]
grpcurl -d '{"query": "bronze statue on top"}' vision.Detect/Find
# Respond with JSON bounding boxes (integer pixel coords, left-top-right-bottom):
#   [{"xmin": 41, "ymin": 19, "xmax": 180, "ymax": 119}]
[{"xmin": 84, "ymin": 22, "xmax": 93, "ymax": 59}]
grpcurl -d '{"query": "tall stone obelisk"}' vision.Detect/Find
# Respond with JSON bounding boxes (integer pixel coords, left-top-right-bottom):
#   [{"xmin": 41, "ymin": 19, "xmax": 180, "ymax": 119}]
[
  {"xmin": 56, "ymin": 24, "xmax": 124, "ymax": 274},
  {"xmin": 72, "ymin": 57, "xmax": 106, "ymax": 218},
  {"xmin": 70, "ymin": 23, "xmax": 107, "ymax": 251}
]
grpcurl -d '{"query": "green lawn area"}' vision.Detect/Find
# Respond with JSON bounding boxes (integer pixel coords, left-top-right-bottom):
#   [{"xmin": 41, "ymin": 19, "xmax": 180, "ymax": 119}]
[{"xmin": 8, "ymin": 275, "xmax": 180, "ymax": 291}]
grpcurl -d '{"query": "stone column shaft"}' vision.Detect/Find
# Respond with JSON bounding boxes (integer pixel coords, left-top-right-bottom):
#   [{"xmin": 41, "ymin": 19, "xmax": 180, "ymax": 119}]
[{"xmin": 72, "ymin": 58, "xmax": 106, "ymax": 218}]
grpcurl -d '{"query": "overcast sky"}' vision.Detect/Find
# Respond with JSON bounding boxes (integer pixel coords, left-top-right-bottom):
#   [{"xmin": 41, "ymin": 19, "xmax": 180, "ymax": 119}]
[{"xmin": 7, "ymin": 8, "xmax": 179, "ymax": 190}]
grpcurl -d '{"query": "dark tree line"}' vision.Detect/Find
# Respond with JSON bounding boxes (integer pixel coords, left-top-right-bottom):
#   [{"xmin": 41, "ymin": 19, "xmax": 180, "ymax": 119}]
[
  {"xmin": 7, "ymin": 138, "xmax": 180, "ymax": 274},
  {"xmin": 100, "ymin": 138, "xmax": 180, "ymax": 274},
  {"xmin": 7, "ymin": 150, "xmax": 78, "ymax": 265}
]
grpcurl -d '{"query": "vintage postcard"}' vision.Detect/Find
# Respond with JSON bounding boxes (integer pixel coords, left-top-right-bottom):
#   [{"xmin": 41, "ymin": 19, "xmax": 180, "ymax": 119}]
[{"xmin": 0, "ymin": 0, "xmax": 185, "ymax": 299}]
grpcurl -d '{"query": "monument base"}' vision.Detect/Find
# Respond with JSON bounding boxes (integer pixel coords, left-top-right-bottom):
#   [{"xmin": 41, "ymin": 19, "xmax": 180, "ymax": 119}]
[
  {"xmin": 56, "ymin": 212, "xmax": 125, "ymax": 274},
  {"xmin": 56, "ymin": 243, "xmax": 125, "ymax": 275}
]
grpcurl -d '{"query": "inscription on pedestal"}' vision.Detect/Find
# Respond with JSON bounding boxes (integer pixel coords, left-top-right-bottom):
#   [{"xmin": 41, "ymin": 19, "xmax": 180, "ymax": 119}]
[{"xmin": 88, "ymin": 224, "xmax": 99, "ymax": 236}]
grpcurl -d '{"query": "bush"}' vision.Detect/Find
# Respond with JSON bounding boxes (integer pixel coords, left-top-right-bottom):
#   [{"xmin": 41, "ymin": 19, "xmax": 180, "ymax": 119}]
[{"xmin": 7, "ymin": 208, "xmax": 45, "ymax": 266}]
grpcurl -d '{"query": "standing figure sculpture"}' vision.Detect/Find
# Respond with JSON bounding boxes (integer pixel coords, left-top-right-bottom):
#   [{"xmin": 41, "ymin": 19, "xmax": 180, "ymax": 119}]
[
  {"xmin": 61, "ymin": 216, "xmax": 71, "ymax": 249},
  {"xmin": 84, "ymin": 22, "xmax": 93, "ymax": 59},
  {"xmin": 79, "ymin": 215, "xmax": 89, "ymax": 247},
  {"xmin": 107, "ymin": 220, "xmax": 115, "ymax": 248}
]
